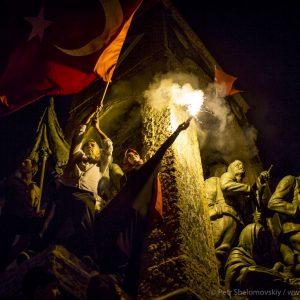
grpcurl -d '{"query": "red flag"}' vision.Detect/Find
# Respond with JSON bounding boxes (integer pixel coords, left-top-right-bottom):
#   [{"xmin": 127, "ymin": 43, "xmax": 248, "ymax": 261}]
[
  {"xmin": 0, "ymin": 0, "xmax": 142, "ymax": 116},
  {"xmin": 214, "ymin": 67, "xmax": 241, "ymax": 97}
]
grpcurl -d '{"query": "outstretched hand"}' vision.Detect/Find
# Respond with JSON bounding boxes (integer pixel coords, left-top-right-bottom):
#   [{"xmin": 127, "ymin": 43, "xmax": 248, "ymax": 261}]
[{"xmin": 176, "ymin": 116, "xmax": 192, "ymax": 132}]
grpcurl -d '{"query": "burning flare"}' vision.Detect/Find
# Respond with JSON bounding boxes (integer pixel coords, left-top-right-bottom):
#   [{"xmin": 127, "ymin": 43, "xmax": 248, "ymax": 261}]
[{"xmin": 170, "ymin": 83, "xmax": 204, "ymax": 116}]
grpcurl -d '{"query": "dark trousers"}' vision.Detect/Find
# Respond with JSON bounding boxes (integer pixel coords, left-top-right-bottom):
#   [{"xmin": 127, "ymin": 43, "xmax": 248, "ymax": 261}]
[{"xmin": 41, "ymin": 185, "xmax": 96, "ymax": 258}]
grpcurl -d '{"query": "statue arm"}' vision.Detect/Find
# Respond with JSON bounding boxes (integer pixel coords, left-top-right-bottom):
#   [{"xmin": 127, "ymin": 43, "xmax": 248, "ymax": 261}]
[
  {"xmin": 268, "ymin": 175, "xmax": 298, "ymax": 216},
  {"xmin": 280, "ymin": 242, "xmax": 299, "ymax": 266},
  {"xmin": 220, "ymin": 173, "xmax": 252, "ymax": 195}
]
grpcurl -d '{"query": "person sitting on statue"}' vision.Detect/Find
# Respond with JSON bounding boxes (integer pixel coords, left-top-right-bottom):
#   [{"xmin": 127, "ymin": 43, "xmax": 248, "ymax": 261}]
[
  {"xmin": 94, "ymin": 117, "xmax": 191, "ymax": 297},
  {"xmin": 0, "ymin": 157, "xmax": 42, "ymax": 272},
  {"xmin": 205, "ymin": 160, "xmax": 269, "ymax": 281},
  {"xmin": 34, "ymin": 108, "xmax": 113, "ymax": 260}
]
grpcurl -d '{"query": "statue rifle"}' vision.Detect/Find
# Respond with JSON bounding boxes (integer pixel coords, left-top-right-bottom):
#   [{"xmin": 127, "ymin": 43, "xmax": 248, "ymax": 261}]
[{"xmin": 255, "ymin": 164, "xmax": 273, "ymax": 212}]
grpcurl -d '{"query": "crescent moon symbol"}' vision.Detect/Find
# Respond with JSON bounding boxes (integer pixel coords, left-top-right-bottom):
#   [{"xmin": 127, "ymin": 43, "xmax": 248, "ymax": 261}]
[{"xmin": 54, "ymin": 0, "xmax": 123, "ymax": 56}]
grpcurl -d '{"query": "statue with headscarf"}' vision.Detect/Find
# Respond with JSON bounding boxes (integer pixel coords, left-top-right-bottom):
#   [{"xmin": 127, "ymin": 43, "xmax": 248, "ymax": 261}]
[{"xmin": 225, "ymin": 223, "xmax": 290, "ymax": 298}]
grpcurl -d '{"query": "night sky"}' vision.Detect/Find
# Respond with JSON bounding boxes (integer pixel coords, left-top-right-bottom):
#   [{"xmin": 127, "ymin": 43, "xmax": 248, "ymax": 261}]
[
  {"xmin": 0, "ymin": 1, "xmax": 299, "ymax": 183},
  {"xmin": 172, "ymin": 0, "xmax": 300, "ymax": 181}
]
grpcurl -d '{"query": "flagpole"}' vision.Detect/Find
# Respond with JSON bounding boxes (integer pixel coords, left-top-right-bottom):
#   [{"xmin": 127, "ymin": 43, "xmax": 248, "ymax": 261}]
[
  {"xmin": 96, "ymin": 81, "xmax": 110, "ymax": 115},
  {"xmin": 37, "ymin": 124, "xmax": 51, "ymax": 212}
]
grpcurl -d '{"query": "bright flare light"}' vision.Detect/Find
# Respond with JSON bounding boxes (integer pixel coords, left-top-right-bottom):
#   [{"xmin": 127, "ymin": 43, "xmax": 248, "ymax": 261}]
[{"xmin": 171, "ymin": 83, "xmax": 204, "ymax": 116}]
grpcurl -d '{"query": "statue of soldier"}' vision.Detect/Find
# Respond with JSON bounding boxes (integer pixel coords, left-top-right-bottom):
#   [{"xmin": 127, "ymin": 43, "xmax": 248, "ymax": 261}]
[{"xmin": 205, "ymin": 160, "xmax": 269, "ymax": 280}]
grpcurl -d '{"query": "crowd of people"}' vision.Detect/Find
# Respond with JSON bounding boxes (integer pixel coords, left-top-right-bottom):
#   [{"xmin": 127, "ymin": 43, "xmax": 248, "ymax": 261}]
[
  {"xmin": 0, "ymin": 109, "xmax": 191, "ymax": 299},
  {"xmin": 1, "ymin": 106, "xmax": 300, "ymax": 299}
]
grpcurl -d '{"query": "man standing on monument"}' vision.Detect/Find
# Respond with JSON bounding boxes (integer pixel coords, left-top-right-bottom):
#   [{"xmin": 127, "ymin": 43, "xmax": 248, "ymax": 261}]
[{"xmin": 39, "ymin": 108, "xmax": 113, "ymax": 259}]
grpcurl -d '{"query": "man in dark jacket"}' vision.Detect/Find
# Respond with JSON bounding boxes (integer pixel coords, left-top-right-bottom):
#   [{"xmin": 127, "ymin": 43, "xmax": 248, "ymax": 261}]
[{"xmin": 94, "ymin": 117, "xmax": 191, "ymax": 295}]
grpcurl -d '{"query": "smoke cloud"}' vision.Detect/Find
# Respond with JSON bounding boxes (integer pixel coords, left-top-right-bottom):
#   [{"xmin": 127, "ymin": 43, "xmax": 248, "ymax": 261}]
[
  {"xmin": 143, "ymin": 72, "xmax": 204, "ymax": 115},
  {"xmin": 143, "ymin": 72, "xmax": 258, "ymax": 163}
]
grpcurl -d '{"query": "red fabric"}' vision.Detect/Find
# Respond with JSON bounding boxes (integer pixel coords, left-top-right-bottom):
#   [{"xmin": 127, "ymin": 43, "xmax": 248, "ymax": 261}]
[
  {"xmin": 146, "ymin": 176, "xmax": 163, "ymax": 230},
  {"xmin": 122, "ymin": 148, "xmax": 163, "ymax": 224},
  {"xmin": 154, "ymin": 176, "xmax": 163, "ymax": 217},
  {"xmin": 0, "ymin": 0, "xmax": 142, "ymax": 116},
  {"xmin": 94, "ymin": 3, "xmax": 141, "ymax": 82},
  {"xmin": 214, "ymin": 67, "xmax": 241, "ymax": 97}
]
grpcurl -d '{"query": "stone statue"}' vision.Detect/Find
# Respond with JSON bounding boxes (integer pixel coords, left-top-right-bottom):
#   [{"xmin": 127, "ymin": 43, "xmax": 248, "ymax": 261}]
[
  {"xmin": 268, "ymin": 175, "xmax": 300, "ymax": 278},
  {"xmin": 279, "ymin": 231, "xmax": 300, "ymax": 277},
  {"xmin": 268, "ymin": 175, "xmax": 300, "ymax": 238},
  {"xmin": 205, "ymin": 175, "xmax": 241, "ymax": 279},
  {"xmin": 205, "ymin": 160, "xmax": 269, "ymax": 280},
  {"xmin": 225, "ymin": 223, "xmax": 290, "ymax": 298}
]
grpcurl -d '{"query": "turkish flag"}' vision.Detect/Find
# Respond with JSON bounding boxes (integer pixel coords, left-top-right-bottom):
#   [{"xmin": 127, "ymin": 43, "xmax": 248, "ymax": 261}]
[
  {"xmin": 0, "ymin": 0, "xmax": 142, "ymax": 116},
  {"xmin": 214, "ymin": 67, "xmax": 241, "ymax": 97}
]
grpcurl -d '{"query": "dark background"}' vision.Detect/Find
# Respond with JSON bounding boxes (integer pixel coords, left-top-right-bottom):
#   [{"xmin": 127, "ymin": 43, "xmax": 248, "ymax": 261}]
[
  {"xmin": 172, "ymin": 0, "xmax": 300, "ymax": 182},
  {"xmin": 0, "ymin": 1, "xmax": 299, "ymax": 183}
]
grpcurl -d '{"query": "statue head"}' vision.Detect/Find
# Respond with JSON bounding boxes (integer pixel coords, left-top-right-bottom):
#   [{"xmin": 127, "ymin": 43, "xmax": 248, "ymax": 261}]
[
  {"xmin": 228, "ymin": 160, "xmax": 245, "ymax": 182},
  {"xmin": 238, "ymin": 223, "xmax": 273, "ymax": 265},
  {"xmin": 82, "ymin": 139, "xmax": 100, "ymax": 161}
]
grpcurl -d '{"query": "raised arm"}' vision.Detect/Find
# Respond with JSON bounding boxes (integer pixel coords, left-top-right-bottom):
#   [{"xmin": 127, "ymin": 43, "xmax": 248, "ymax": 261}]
[
  {"xmin": 90, "ymin": 115, "xmax": 109, "ymax": 140},
  {"xmin": 69, "ymin": 110, "xmax": 98, "ymax": 158},
  {"xmin": 138, "ymin": 117, "xmax": 191, "ymax": 179},
  {"xmin": 220, "ymin": 172, "xmax": 252, "ymax": 195},
  {"xmin": 88, "ymin": 113, "xmax": 113, "ymax": 173}
]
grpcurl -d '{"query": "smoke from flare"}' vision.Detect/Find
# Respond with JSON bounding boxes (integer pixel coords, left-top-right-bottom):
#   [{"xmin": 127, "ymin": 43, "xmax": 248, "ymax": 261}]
[
  {"xmin": 144, "ymin": 77, "xmax": 204, "ymax": 116},
  {"xmin": 171, "ymin": 83, "xmax": 204, "ymax": 116}
]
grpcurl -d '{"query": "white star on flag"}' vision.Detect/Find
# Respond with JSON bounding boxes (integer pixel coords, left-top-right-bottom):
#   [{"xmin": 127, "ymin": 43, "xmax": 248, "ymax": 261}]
[{"xmin": 24, "ymin": 6, "xmax": 52, "ymax": 42}]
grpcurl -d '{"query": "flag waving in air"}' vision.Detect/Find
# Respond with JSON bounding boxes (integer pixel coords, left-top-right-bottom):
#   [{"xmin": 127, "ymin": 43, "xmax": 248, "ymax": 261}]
[
  {"xmin": 0, "ymin": 0, "xmax": 142, "ymax": 116},
  {"xmin": 214, "ymin": 67, "xmax": 241, "ymax": 98}
]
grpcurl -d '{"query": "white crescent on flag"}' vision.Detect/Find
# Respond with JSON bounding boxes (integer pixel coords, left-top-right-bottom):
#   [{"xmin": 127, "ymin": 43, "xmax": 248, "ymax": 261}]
[{"xmin": 54, "ymin": 0, "xmax": 123, "ymax": 56}]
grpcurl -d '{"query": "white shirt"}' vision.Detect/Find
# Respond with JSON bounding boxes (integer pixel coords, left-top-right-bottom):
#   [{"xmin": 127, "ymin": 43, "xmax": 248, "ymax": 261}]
[{"xmin": 60, "ymin": 124, "xmax": 113, "ymax": 197}]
